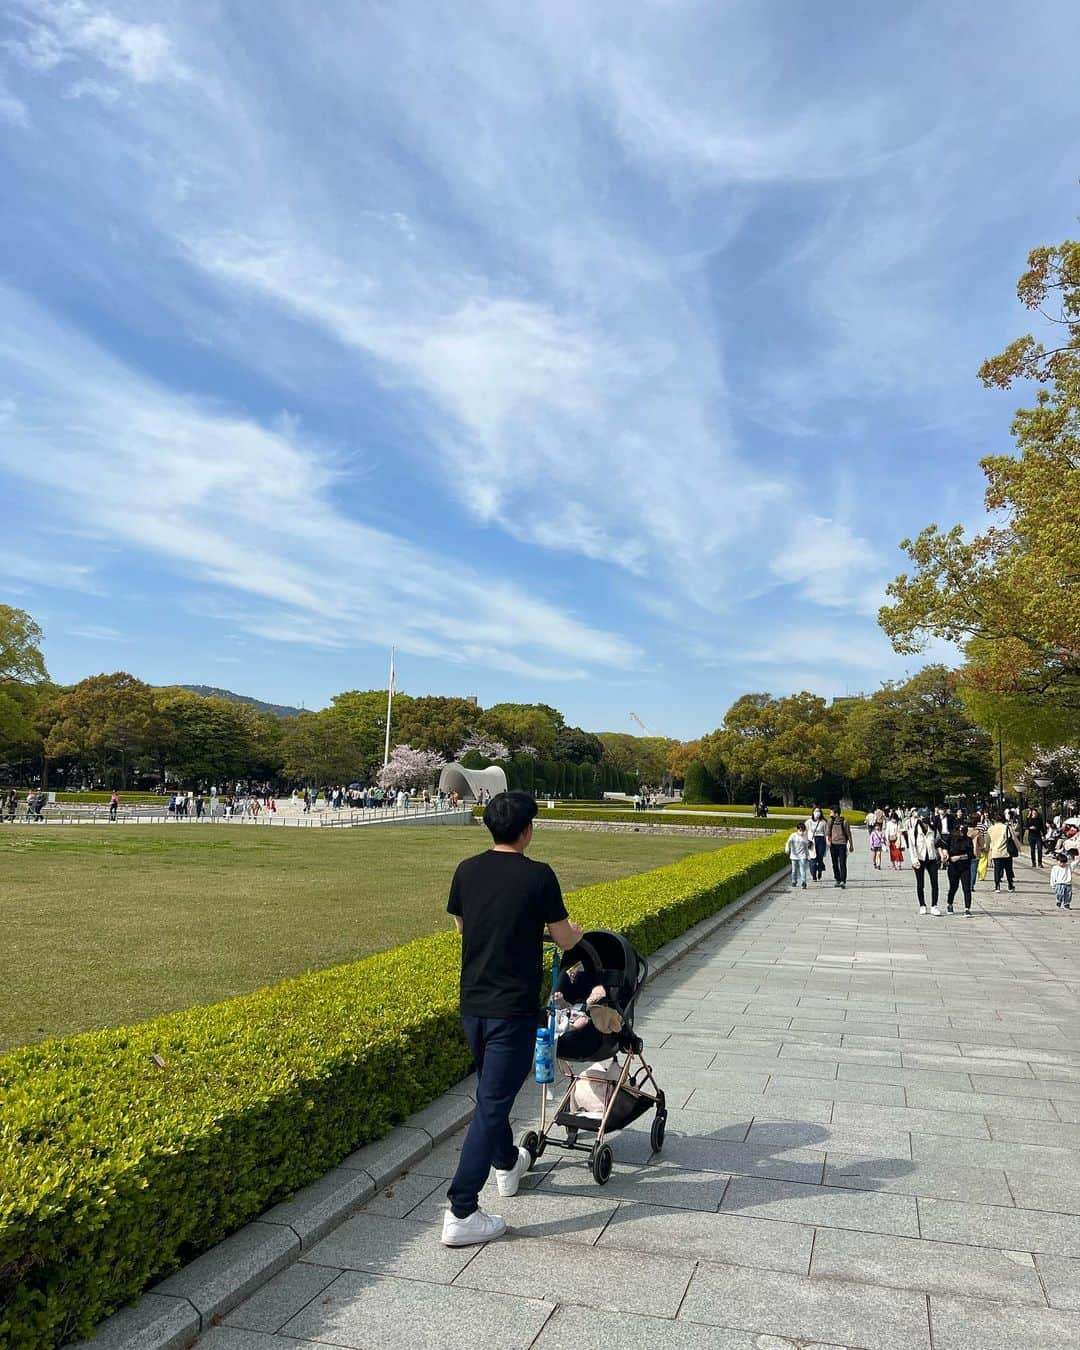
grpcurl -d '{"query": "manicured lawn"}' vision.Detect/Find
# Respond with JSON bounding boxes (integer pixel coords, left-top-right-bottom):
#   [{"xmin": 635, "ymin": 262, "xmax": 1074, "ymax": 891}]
[{"xmin": 0, "ymin": 824, "xmax": 735, "ymax": 1051}]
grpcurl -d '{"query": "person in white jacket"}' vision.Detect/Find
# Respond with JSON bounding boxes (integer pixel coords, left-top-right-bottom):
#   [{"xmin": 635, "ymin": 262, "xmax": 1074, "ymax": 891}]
[
  {"xmin": 906, "ymin": 810, "xmax": 948, "ymax": 915},
  {"xmin": 786, "ymin": 822, "xmax": 811, "ymax": 890}
]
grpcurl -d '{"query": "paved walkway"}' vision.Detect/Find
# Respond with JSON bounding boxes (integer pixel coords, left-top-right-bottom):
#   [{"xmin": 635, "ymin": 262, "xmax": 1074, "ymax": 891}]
[{"xmin": 194, "ymin": 846, "xmax": 1080, "ymax": 1350}]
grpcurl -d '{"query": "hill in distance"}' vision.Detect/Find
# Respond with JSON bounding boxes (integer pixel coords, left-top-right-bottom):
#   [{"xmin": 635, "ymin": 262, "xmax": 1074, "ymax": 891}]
[{"xmin": 178, "ymin": 686, "xmax": 304, "ymax": 718}]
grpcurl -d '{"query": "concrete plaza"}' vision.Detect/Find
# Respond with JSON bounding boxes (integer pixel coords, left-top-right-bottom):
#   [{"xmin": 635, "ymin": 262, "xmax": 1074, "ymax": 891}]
[{"xmin": 193, "ymin": 844, "xmax": 1080, "ymax": 1350}]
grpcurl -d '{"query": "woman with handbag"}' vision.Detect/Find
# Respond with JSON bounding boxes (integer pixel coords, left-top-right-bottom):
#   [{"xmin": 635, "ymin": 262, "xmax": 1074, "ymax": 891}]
[{"xmin": 986, "ymin": 814, "xmax": 1019, "ymax": 893}]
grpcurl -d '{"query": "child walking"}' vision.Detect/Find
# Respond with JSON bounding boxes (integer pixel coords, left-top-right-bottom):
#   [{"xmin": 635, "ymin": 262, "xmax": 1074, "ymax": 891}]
[
  {"xmin": 1051, "ymin": 852, "xmax": 1073, "ymax": 910},
  {"xmin": 786, "ymin": 822, "xmax": 810, "ymax": 889},
  {"xmin": 869, "ymin": 825, "xmax": 883, "ymax": 870}
]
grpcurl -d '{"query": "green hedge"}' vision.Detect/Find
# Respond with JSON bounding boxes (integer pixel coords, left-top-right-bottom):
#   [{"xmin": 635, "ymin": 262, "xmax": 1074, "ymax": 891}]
[
  {"xmin": 522, "ymin": 806, "xmax": 782, "ymax": 831},
  {"xmin": 0, "ymin": 834, "xmax": 785, "ymax": 1349}
]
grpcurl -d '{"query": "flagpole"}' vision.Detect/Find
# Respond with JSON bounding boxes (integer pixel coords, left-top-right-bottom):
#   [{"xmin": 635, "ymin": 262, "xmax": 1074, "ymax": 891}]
[{"xmin": 383, "ymin": 646, "xmax": 395, "ymax": 767}]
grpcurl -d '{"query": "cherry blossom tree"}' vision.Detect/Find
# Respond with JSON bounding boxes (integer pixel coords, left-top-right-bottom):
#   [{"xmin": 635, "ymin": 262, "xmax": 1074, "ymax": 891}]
[
  {"xmin": 455, "ymin": 732, "xmax": 510, "ymax": 762},
  {"xmin": 377, "ymin": 744, "xmax": 446, "ymax": 790}
]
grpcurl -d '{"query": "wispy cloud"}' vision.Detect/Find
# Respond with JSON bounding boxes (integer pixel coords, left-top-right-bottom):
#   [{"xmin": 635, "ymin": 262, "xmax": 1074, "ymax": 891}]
[
  {"xmin": 5, "ymin": 1, "xmax": 184, "ymax": 84},
  {"xmin": 0, "ymin": 289, "xmax": 637, "ymax": 678}
]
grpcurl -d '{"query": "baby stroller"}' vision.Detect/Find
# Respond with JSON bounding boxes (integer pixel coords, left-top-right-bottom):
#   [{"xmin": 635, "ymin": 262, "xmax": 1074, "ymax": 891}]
[{"xmin": 520, "ymin": 930, "xmax": 666, "ymax": 1185}]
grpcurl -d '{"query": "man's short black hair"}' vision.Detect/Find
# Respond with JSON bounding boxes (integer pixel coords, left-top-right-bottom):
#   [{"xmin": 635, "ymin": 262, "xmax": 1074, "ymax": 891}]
[{"xmin": 483, "ymin": 790, "xmax": 538, "ymax": 844}]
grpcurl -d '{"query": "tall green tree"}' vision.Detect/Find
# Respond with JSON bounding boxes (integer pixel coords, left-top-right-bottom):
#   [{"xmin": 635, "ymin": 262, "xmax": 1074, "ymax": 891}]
[
  {"xmin": 880, "ymin": 236, "xmax": 1080, "ymax": 709},
  {"xmin": 45, "ymin": 672, "xmax": 163, "ymax": 787},
  {"xmin": 278, "ymin": 711, "xmax": 366, "ymax": 785},
  {"xmin": 481, "ymin": 703, "xmax": 564, "ymax": 757},
  {"xmin": 0, "ymin": 605, "xmax": 47, "ymax": 684}
]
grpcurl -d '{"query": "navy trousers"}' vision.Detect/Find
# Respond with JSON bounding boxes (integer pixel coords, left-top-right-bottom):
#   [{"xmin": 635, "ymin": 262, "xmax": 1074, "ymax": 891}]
[{"xmin": 447, "ymin": 1015, "xmax": 536, "ymax": 1218}]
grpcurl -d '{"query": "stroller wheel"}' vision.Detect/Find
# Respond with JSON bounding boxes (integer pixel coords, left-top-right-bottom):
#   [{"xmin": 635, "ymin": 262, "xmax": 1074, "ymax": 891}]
[
  {"xmin": 519, "ymin": 1130, "xmax": 541, "ymax": 1165},
  {"xmin": 650, "ymin": 1110, "xmax": 667, "ymax": 1153},
  {"xmin": 590, "ymin": 1142, "xmax": 613, "ymax": 1185}
]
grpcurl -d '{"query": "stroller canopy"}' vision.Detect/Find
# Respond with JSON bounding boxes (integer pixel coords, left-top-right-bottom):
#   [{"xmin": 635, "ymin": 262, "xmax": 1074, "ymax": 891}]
[{"xmin": 559, "ymin": 929, "xmax": 647, "ymax": 1032}]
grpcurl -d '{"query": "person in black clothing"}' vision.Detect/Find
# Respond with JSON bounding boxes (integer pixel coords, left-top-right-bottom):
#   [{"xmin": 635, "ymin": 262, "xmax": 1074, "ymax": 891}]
[
  {"xmin": 945, "ymin": 824, "xmax": 975, "ymax": 915},
  {"xmin": 1024, "ymin": 808, "xmax": 1045, "ymax": 868},
  {"xmin": 443, "ymin": 791, "xmax": 582, "ymax": 1247},
  {"xmin": 826, "ymin": 807, "xmax": 854, "ymax": 887}
]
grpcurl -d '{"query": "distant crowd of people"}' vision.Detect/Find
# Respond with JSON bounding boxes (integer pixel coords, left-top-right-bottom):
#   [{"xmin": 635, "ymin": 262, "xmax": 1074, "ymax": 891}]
[
  {"xmin": 1, "ymin": 789, "xmax": 46, "ymax": 822},
  {"xmin": 785, "ymin": 802, "xmax": 1078, "ymax": 915}
]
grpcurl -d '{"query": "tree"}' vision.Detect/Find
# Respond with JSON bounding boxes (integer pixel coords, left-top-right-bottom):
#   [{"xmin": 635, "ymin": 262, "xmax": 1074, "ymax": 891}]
[
  {"xmin": 278, "ymin": 711, "xmax": 365, "ymax": 785},
  {"xmin": 395, "ymin": 696, "xmax": 479, "ymax": 759},
  {"xmin": 880, "ymin": 236, "xmax": 1080, "ymax": 709},
  {"xmin": 553, "ymin": 726, "xmax": 604, "ymax": 764},
  {"xmin": 45, "ymin": 672, "xmax": 163, "ymax": 787},
  {"xmin": 377, "ymin": 745, "xmax": 446, "ymax": 791},
  {"xmin": 456, "ymin": 732, "xmax": 510, "ymax": 762},
  {"xmin": 682, "ymin": 760, "xmax": 720, "ymax": 804},
  {"xmin": 714, "ymin": 694, "xmax": 777, "ymax": 803},
  {"xmin": 481, "ymin": 703, "xmax": 563, "ymax": 757},
  {"xmin": 1021, "ymin": 745, "xmax": 1080, "ymax": 807},
  {"xmin": 835, "ymin": 667, "xmax": 994, "ymax": 804},
  {"xmin": 0, "ymin": 605, "xmax": 47, "ymax": 684}
]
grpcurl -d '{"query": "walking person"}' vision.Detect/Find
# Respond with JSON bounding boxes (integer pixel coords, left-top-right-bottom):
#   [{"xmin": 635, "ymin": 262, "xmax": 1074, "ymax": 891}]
[
  {"xmin": 945, "ymin": 821, "xmax": 976, "ymax": 915},
  {"xmin": 1050, "ymin": 851, "xmax": 1073, "ymax": 909},
  {"xmin": 884, "ymin": 811, "xmax": 905, "ymax": 870},
  {"xmin": 1024, "ymin": 807, "xmax": 1045, "ymax": 868},
  {"xmin": 806, "ymin": 807, "xmax": 828, "ymax": 881},
  {"xmin": 986, "ymin": 814, "xmax": 1019, "ymax": 893},
  {"xmin": 827, "ymin": 806, "xmax": 854, "ymax": 888},
  {"xmin": 908, "ymin": 810, "xmax": 946, "ymax": 915},
  {"xmin": 786, "ymin": 821, "xmax": 810, "ymax": 889},
  {"xmin": 442, "ymin": 791, "xmax": 583, "ymax": 1247},
  {"xmin": 109, "ymin": 790, "xmax": 119, "ymax": 822},
  {"xmin": 869, "ymin": 822, "xmax": 883, "ymax": 869}
]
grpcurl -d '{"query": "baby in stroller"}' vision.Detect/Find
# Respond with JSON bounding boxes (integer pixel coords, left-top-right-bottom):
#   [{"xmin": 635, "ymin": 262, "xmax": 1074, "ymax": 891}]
[{"xmin": 552, "ymin": 963, "xmax": 623, "ymax": 1061}]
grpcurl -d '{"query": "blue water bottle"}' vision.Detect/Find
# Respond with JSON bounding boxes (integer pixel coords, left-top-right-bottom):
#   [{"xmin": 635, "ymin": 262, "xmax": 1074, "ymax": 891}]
[{"xmin": 534, "ymin": 1027, "xmax": 554, "ymax": 1084}]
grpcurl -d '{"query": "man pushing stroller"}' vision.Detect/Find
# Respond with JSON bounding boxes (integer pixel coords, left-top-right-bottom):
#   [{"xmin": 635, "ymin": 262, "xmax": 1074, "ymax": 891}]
[{"xmin": 443, "ymin": 790, "xmax": 583, "ymax": 1246}]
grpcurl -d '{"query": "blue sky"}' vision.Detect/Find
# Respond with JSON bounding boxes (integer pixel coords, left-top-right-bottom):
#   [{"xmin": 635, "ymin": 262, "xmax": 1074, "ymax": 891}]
[{"xmin": 1, "ymin": 1, "xmax": 1078, "ymax": 738}]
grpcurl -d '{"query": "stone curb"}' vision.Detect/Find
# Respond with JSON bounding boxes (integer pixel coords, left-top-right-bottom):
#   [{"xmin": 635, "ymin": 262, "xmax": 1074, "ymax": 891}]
[{"xmin": 70, "ymin": 865, "xmax": 786, "ymax": 1350}]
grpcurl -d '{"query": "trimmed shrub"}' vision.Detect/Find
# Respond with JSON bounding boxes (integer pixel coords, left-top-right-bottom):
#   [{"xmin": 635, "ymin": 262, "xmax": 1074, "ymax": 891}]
[{"xmin": 0, "ymin": 834, "xmax": 785, "ymax": 1349}]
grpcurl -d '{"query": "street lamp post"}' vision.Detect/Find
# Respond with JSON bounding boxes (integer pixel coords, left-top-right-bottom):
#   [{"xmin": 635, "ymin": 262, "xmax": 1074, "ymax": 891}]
[
  {"xmin": 1034, "ymin": 776, "xmax": 1053, "ymax": 823},
  {"xmin": 1014, "ymin": 782, "xmax": 1026, "ymax": 816}
]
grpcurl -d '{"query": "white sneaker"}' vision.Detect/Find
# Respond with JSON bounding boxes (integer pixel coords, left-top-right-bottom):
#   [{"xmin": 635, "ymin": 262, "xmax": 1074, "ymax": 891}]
[
  {"xmin": 930, "ymin": 906, "xmax": 940, "ymax": 916},
  {"xmin": 495, "ymin": 1146, "xmax": 531, "ymax": 1197},
  {"xmin": 441, "ymin": 1208, "xmax": 507, "ymax": 1246},
  {"xmin": 918, "ymin": 906, "xmax": 927, "ymax": 915}
]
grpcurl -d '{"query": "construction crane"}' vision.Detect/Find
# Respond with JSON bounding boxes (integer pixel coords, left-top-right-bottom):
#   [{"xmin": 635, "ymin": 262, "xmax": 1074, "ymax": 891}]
[{"xmin": 630, "ymin": 711, "xmax": 656, "ymax": 736}]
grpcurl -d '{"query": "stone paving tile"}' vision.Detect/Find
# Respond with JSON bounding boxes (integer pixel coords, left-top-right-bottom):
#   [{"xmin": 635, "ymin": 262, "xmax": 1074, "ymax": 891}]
[
  {"xmin": 918, "ymin": 1195, "xmax": 1080, "ymax": 1255},
  {"xmin": 282, "ymin": 1271, "xmax": 554, "ymax": 1349},
  {"xmin": 986, "ymin": 1116, "xmax": 1080, "ymax": 1148},
  {"xmin": 1035, "ymin": 1254, "xmax": 1080, "ymax": 1310},
  {"xmin": 824, "ymin": 1152, "xmax": 1012, "ymax": 1204},
  {"xmin": 1002, "ymin": 1169, "xmax": 1080, "ymax": 1216},
  {"xmin": 746, "ymin": 1119, "xmax": 912, "ymax": 1159},
  {"xmin": 837, "ymin": 1063, "xmax": 975, "ymax": 1092},
  {"xmin": 198, "ymin": 1332, "xmax": 307, "ymax": 1350},
  {"xmin": 678, "ymin": 1261, "xmax": 931, "ymax": 1349},
  {"xmin": 354, "ymin": 1170, "xmax": 444, "ymax": 1217},
  {"xmin": 221, "ymin": 1263, "xmax": 342, "ymax": 1334},
  {"xmin": 301, "ymin": 1212, "xmax": 476, "ymax": 1282},
  {"xmin": 811, "ymin": 1227, "xmax": 1044, "ymax": 1305},
  {"xmin": 929, "ymin": 1292, "xmax": 1080, "ymax": 1349},
  {"xmin": 650, "ymin": 1133, "xmax": 826, "ymax": 1183},
  {"xmin": 536, "ymin": 1156, "xmax": 731, "ymax": 1211},
  {"xmin": 909, "ymin": 1130, "xmax": 1080, "ymax": 1175},
  {"xmin": 971, "ymin": 1073, "xmax": 1080, "ymax": 1100},
  {"xmin": 763, "ymin": 1072, "xmax": 907, "ymax": 1107},
  {"xmin": 455, "ymin": 1232, "xmax": 695, "ymax": 1317},
  {"xmin": 597, "ymin": 1200, "xmax": 813, "ymax": 1274},
  {"xmin": 832, "ymin": 1100, "xmax": 990, "ymax": 1139},
  {"xmin": 905, "ymin": 1087, "xmax": 1058, "ymax": 1120},
  {"xmin": 533, "ymin": 1303, "xmax": 818, "ymax": 1350},
  {"xmin": 681, "ymin": 1087, "xmax": 834, "ymax": 1123},
  {"xmin": 407, "ymin": 1184, "xmax": 620, "ymax": 1244},
  {"xmin": 721, "ymin": 1174, "xmax": 920, "ymax": 1236}
]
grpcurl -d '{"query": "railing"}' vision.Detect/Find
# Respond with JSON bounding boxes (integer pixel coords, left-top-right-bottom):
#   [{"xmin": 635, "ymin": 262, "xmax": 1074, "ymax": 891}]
[{"xmin": 1, "ymin": 801, "xmax": 473, "ymax": 828}]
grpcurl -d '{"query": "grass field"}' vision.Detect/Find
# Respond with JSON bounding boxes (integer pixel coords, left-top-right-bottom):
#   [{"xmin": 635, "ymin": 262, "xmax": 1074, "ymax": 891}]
[{"xmin": 0, "ymin": 824, "xmax": 737, "ymax": 1052}]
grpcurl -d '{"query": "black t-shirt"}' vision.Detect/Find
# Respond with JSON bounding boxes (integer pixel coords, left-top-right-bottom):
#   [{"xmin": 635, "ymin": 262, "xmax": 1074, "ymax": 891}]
[{"xmin": 447, "ymin": 850, "xmax": 568, "ymax": 1018}]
